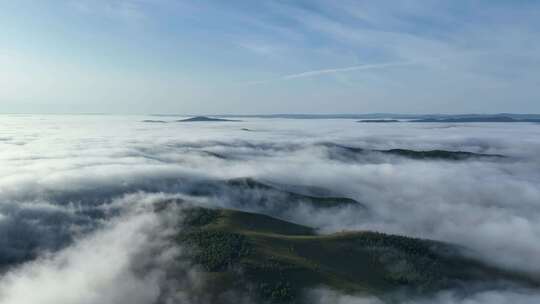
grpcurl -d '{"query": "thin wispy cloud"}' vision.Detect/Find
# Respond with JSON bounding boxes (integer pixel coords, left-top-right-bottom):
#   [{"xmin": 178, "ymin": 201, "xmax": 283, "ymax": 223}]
[
  {"xmin": 1, "ymin": 0, "xmax": 539, "ymax": 113},
  {"xmin": 282, "ymin": 60, "xmax": 417, "ymax": 79},
  {"xmin": 69, "ymin": 0, "xmax": 148, "ymax": 22},
  {"xmin": 242, "ymin": 60, "xmax": 420, "ymax": 86}
]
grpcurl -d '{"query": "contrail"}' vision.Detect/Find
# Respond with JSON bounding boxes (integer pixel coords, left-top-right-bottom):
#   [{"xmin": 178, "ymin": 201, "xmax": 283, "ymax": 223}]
[
  {"xmin": 282, "ymin": 61, "xmax": 416, "ymax": 79},
  {"xmin": 242, "ymin": 60, "xmax": 418, "ymax": 86}
]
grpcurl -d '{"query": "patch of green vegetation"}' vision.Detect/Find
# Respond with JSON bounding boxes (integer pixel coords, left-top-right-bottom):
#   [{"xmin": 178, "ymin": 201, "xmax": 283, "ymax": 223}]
[
  {"xmin": 227, "ymin": 177, "xmax": 364, "ymax": 209},
  {"xmin": 257, "ymin": 280, "xmax": 295, "ymax": 303},
  {"xmin": 319, "ymin": 143, "xmax": 503, "ymax": 163},
  {"xmin": 176, "ymin": 207, "xmax": 536, "ymax": 303},
  {"xmin": 382, "ymin": 149, "xmax": 502, "ymax": 160},
  {"xmin": 177, "ymin": 116, "xmax": 241, "ymax": 122},
  {"xmin": 222, "ymin": 209, "xmax": 315, "ymax": 236},
  {"xmin": 180, "ymin": 230, "xmax": 252, "ymax": 271},
  {"xmin": 182, "ymin": 207, "xmax": 221, "ymax": 227}
]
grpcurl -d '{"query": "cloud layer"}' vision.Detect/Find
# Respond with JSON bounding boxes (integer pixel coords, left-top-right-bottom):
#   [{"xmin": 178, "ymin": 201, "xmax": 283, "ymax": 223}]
[{"xmin": 0, "ymin": 115, "xmax": 539, "ymax": 302}]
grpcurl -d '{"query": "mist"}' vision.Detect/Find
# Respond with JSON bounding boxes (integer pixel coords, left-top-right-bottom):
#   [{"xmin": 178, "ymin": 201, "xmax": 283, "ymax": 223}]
[{"xmin": 0, "ymin": 115, "xmax": 539, "ymax": 303}]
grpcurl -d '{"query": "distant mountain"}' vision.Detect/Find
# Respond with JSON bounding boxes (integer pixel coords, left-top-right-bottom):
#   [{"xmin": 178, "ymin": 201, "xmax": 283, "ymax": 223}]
[
  {"xmin": 173, "ymin": 207, "xmax": 538, "ymax": 304},
  {"xmin": 411, "ymin": 116, "xmax": 540, "ymax": 123},
  {"xmin": 142, "ymin": 120, "xmax": 167, "ymax": 123},
  {"xmin": 358, "ymin": 119, "xmax": 400, "ymax": 123},
  {"xmin": 225, "ymin": 177, "xmax": 362, "ymax": 209},
  {"xmin": 319, "ymin": 143, "xmax": 504, "ymax": 161},
  {"xmin": 149, "ymin": 113, "xmax": 540, "ymax": 121},
  {"xmin": 177, "ymin": 116, "xmax": 241, "ymax": 122},
  {"xmin": 382, "ymin": 148, "xmax": 504, "ymax": 160}
]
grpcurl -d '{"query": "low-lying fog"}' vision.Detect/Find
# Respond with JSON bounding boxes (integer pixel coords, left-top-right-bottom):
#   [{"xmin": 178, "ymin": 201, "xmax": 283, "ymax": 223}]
[{"xmin": 0, "ymin": 115, "xmax": 539, "ymax": 303}]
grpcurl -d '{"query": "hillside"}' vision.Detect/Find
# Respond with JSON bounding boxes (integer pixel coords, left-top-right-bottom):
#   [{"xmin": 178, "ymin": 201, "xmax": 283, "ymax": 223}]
[
  {"xmin": 177, "ymin": 116, "xmax": 241, "ymax": 122},
  {"xmin": 411, "ymin": 116, "xmax": 540, "ymax": 123},
  {"xmin": 358, "ymin": 120, "xmax": 400, "ymax": 123},
  {"xmin": 174, "ymin": 207, "xmax": 537, "ymax": 303},
  {"xmin": 320, "ymin": 143, "xmax": 504, "ymax": 161},
  {"xmin": 225, "ymin": 178, "xmax": 362, "ymax": 208}
]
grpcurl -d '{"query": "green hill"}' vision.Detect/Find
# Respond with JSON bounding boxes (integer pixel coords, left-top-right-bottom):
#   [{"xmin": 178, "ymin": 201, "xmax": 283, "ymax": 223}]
[
  {"xmin": 177, "ymin": 116, "xmax": 241, "ymax": 122},
  {"xmin": 381, "ymin": 149, "xmax": 504, "ymax": 160},
  {"xmin": 320, "ymin": 143, "xmax": 504, "ymax": 161},
  {"xmin": 174, "ymin": 207, "xmax": 537, "ymax": 303},
  {"xmin": 225, "ymin": 178, "xmax": 362, "ymax": 209}
]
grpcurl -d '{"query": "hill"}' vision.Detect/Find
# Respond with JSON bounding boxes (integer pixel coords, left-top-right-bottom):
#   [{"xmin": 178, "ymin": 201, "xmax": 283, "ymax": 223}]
[
  {"xmin": 381, "ymin": 149, "xmax": 503, "ymax": 160},
  {"xmin": 177, "ymin": 116, "xmax": 241, "ymax": 122},
  {"xmin": 142, "ymin": 120, "xmax": 168, "ymax": 123},
  {"xmin": 174, "ymin": 207, "xmax": 537, "ymax": 304},
  {"xmin": 319, "ymin": 143, "xmax": 504, "ymax": 161},
  {"xmin": 178, "ymin": 177, "xmax": 365, "ymax": 220},
  {"xmin": 358, "ymin": 120, "xmax": 400, "ymax": 123},
  {"xmin": 225, "ymin": 178, "xmax": 362, "ymax": 209},
  {"xmin": 411, "ymin": 116, "xmax": 540, "ymax": 123}
]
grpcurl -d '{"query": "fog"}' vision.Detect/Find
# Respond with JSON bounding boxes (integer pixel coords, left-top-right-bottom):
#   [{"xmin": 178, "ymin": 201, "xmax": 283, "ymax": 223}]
[{"xmin": 0, "ymin": 115, "xmax": 539, "ymax": 303}]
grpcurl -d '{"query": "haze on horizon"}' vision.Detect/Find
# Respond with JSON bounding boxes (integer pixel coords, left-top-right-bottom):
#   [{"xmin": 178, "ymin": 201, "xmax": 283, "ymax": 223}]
[{"xmin": 1, "ymin": 0, "xmax": 539, "ymax": 115}]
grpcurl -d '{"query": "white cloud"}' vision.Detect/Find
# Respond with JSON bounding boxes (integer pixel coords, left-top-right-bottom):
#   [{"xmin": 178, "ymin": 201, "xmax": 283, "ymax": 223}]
[
  {"xmin": 69, "ymin": 0, "xmax": 148, "ymax": 22},
  {"xmin": 282, "ymin": 61, "xmax": 417, "ymax": 79},
  {"xmin": 0, "ymin": 116, "xmax": 539, "ymax": 302},
  {"xmin": 0, "ymin": 211, "xmax": 166, "ymax": 304}
]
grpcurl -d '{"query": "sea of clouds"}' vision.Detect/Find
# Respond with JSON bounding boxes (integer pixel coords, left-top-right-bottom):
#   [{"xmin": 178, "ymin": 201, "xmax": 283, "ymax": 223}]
[{"xmin": 0, "ymin": 115, "xmax": 539, "ymax": 303}]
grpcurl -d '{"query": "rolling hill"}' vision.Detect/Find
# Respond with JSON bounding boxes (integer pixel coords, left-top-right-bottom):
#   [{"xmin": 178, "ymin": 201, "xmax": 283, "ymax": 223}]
[
  {"xmin": 319, "ymin": 143, "xmax": 504, "ymax": 161},
  {"xmin": 173, "ymin": 207, "xmax": 538, "ymax": 304},
  {"xmin": 177, "ymin": 116, "xmax": 241, "ymax": 122}
]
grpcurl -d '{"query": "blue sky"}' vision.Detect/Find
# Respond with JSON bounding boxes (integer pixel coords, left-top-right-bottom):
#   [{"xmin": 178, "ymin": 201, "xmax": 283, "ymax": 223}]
[{"xmin": 1, "ymin": 0, "xmax": 539, "ymax": 114}]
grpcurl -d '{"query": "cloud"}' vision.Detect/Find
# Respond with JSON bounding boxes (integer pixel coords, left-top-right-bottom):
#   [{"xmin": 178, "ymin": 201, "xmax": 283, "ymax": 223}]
[
  {"xmin": 308, "ymin": 287, "xmax": 540, "ymax": 304},
  {"xmin": 243, "ymin": 60, "xmax": 421, "ymax": 85},
  {"xmin": 233, "ymin": 0, "xmax": 540, "ymax": 111},
  {"xmin": 281, "ymin": 61, "xmax": 417, "ymax": 79},
  {"xmin": 0, "ymin": 209, "xmax": 168, "ymax": 304},
  {"xmin": 241, "ymin": 60, "xmax": 426, "ymax": 86},
  {"xmin": 0, "ymin": 195, "xmax": 229, "ymax": 304},
  {"xmin": 236, "ymin": 41, "xmax": 284, "ymax": 56},
  {"xmin": 0, "ymin": 116, "xmax": 540, "ymax": 302},
  {"xmin": 69, "ymin": 0, "xmax": 148, "ymax": 22},
  {"xmin": 412, "ymin": 289, "xmax": 540, "ymax": 304},
  {"xmin": 3, "ymin": 1, "xmax": 540, "ymax": 113}
]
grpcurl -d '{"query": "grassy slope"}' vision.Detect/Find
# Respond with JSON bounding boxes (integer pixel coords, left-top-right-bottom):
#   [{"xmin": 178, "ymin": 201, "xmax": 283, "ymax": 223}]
[
  {"xmin": 177, "ymin": 207, "xmax": 536, "ymax": 303},
  {"xmin": 381, "ymin": 149, "xmax": 504, "ymax": 160},
  {"xmin": 322, "ymin": 143, "xmax": 504, "ymax": 161},
  {"xmin": 226, "ymin": 178, "xmax": 362, "ymax": 209}
]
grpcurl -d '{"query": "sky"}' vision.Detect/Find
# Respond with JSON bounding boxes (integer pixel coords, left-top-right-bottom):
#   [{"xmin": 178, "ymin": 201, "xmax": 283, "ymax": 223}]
[{"xmin": 0, "ymin": 0, "xmax": 539, "ymax": 114}]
